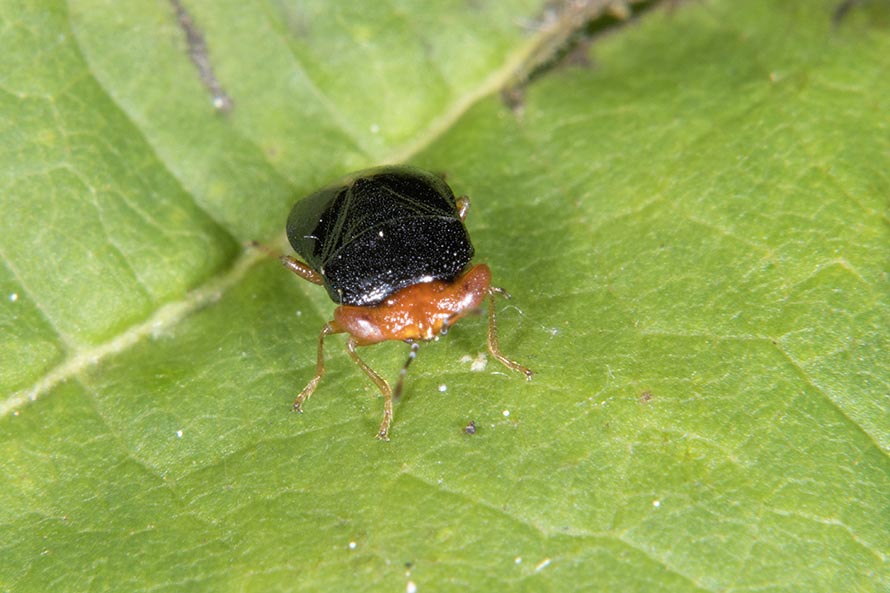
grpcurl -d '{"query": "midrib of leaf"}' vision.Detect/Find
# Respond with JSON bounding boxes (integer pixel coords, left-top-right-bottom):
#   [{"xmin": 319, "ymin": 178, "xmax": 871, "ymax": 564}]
[
  {"xmin": 0, "ymin": 3, "xmax": 604, "ymax": 417},
  {"xmin": 0, "ymin": 248, "xmax": 264, "ymax": 416},
  {"xmin": 386, "ymin": 16, "xmax": 560, "ymax": 165}
]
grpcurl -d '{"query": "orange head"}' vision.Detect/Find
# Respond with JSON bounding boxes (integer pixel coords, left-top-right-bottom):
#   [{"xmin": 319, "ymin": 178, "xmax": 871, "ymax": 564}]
[{"xmin": 332, "ymin": 264, "xmax": 492, "ymax": 346}]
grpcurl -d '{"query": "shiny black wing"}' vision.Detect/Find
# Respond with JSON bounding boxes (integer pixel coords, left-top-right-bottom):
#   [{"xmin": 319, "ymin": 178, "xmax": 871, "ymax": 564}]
[{"xmin": 286, "ymin": 166, "xmax": 474, "ymax": 306}]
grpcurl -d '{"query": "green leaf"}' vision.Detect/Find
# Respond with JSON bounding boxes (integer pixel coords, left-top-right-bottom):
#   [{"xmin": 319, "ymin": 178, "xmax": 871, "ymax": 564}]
[{"xmin": 2, "ymin": 0, "xmax": 888, "ymax": 591}]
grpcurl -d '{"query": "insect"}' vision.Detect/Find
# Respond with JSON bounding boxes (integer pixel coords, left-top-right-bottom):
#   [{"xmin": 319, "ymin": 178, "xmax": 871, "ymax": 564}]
[{"xmin": 280, "ymin": 165, "xmax": 532, "ymax": 440}]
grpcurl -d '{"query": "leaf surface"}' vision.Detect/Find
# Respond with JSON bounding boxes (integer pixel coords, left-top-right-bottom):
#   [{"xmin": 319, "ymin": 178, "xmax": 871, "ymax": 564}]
[{"xmin": 2, "ymin": 1, "xmax": 888, "ymax": 591}]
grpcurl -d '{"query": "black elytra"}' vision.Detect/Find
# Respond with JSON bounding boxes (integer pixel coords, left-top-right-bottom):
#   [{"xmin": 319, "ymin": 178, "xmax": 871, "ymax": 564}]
[{"xmin": 286, "ymin": 165, "xmax": 475, "ymax": 307}]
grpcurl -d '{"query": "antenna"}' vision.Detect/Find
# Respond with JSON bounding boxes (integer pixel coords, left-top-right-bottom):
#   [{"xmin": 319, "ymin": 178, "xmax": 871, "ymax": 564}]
[{"xmin": 393, "ymin": 342, "xmax": 420, "ymax": 400}]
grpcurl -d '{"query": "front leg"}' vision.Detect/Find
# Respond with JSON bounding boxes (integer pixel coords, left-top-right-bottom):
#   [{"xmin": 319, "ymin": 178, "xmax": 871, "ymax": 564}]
[
  {"xmin": 486, "ymin": 288, "xmax": 533, "ymax": 380},
  {"xmin": 294, "ymin": 322, "xmax": 341, "ymax": 412},
  {"xmin": 280, "ymin": 255, "xmax": 324, "ymax": 285},
  {"xmin": 344, "ymin": 338, "xmax": 394, "ymax": 440}
]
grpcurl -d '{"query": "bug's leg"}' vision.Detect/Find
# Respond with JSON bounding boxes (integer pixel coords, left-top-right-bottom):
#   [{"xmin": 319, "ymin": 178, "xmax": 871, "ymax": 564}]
[
  {"xmin": 280, "ymin": 255, "xmax": 324, "ymax": 285},
  {"xmin": 456, "ymin": 196, "xmax": 470, "ymax": 222},
  {"xmin": 294, "ymin": 322, "xmax": 340, "ymax": 412},
  {"xmin": 487, "ymin": 288, "xmax": 533, "ymax": 380},
  {"xmin": 344, "ymin": 339, "xmax": 394, "ymax": 440}
]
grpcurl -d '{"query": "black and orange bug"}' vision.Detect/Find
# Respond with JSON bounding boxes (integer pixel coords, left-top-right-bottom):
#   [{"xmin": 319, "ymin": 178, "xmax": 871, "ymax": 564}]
[{"xmin": 281, "ymin": 165, "xmax": 532, "ymax": 439}]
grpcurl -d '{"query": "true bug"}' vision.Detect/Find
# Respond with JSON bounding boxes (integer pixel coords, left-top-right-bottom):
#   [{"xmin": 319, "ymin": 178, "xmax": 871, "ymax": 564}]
[{"xmin": 280, "ymin": 165, "xmax": 532, "ymax": 440}]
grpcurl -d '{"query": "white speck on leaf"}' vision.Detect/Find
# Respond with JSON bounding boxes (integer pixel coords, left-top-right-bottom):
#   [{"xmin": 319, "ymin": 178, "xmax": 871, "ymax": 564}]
[{"xmin": 534, "ymin": 558, "xmax": 551, "ymax": 573}]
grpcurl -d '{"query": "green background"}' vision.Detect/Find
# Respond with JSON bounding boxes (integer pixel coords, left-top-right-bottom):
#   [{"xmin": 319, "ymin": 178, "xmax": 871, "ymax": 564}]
[{"xmin": 1, "ymin": 0, "xmax": 888, "ymax": 591}]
